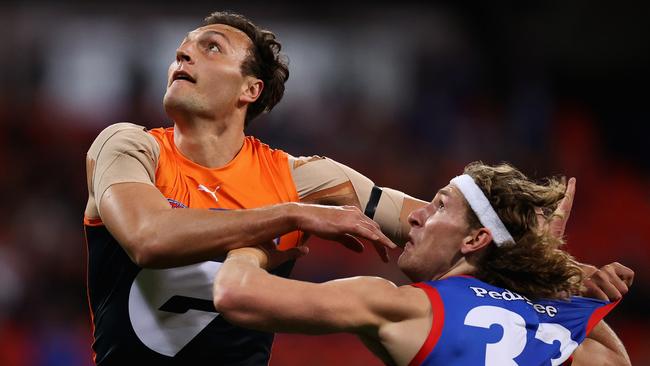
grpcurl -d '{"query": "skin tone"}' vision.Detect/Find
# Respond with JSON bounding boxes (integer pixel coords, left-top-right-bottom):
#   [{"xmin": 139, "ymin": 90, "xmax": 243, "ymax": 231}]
[
  {"xmin": 214, "ymin": 179, "xmax": 633, "ymax": 365},
  {"xmin": 163, "ymin": 24, "xmax": 259, "ymax": 168},
  {"xmin": 97, "ymin": 24, "xmax": 401, "ymax": 268}
]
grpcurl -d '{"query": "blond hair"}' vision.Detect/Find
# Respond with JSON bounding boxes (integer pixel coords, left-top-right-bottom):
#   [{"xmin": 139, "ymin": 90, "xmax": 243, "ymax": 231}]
[{"xmin": 463, "ymin": 162, "xmax": 582, "ymax": 299}]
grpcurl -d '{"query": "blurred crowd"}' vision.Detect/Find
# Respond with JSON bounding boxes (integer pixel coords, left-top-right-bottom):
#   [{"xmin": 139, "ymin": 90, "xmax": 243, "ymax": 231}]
[{"xmin": 0, "ymin": 1, "xmax": 648, "ymax": 365}]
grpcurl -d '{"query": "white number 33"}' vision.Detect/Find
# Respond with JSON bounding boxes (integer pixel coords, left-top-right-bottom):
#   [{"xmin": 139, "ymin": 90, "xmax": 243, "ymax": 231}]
[{"xmin": 464, "ymin": 305, "xmax": 578, "ymax": 366}]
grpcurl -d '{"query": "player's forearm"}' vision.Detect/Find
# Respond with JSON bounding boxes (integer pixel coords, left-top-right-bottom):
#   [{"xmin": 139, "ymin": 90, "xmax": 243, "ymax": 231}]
[
  {"xmin": 213, "ymin": 253, "xmax": 312, "ymax": 333},
  {"xmin": 572, "ymin": 322, "xmax": 630, "ymax": 366},
  {"xmin": 126, "ymin": 203, "xmax": 300, "ymax": 268},
  {"xmin": 214, "ymin": 251, "xmax": 372, "ymax": 335}
]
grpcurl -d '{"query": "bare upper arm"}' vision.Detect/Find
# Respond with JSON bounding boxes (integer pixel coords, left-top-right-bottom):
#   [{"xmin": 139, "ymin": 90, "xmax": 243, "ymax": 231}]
[
  {"xmin": 85, "ymin": 123, "xmax": 165, "ymax": 258},
  {"xmin": 99, "ymin": 182, "xmax": 172, "ymax": 258},
  {"xmin": 308, "ymin": 277, "xmax": 428, "ymax": 334},
  {"xmin": 216, "ymin": 264, "xmax": 429, "ymax": 336}
]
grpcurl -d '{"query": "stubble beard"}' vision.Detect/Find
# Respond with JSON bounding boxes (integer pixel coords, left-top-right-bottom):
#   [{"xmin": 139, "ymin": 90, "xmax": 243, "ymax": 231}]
[{"xmin": 163, "ymin": 90, "xmax": 207, "ymax": 122}]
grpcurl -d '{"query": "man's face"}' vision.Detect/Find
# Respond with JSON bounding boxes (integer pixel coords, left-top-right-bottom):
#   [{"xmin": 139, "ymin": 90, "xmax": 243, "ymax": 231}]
[
  {"xmin": 398, "ymin": 184, "xmax": 472, "ymax": 282},
  {"xmin": 163, "ymin": 23, "xmax": 254, "ymax": 120}
]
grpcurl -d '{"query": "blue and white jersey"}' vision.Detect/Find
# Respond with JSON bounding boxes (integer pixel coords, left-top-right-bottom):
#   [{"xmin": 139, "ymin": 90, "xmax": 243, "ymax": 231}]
[{"xmin": 409, "ymin": 276, "xmax": 617, "ymax": 366}]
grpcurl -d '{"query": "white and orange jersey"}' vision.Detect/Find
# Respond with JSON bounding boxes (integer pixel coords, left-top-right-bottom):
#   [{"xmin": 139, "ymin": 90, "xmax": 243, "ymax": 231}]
[
  {"xmin": 85, "ymin": 123, "xmax": 302, "ymax": 249},
  {"xmin": 83, "ymin": 122, "xmax": 413, "ymax": 365},
  {"xmin": 84, "ymin": 123, "xmax": 303, "ymax": 365}
]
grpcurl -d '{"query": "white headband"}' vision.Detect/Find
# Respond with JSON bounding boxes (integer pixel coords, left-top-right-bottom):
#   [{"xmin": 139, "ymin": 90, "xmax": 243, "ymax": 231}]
[{"xmin": 450, "ymin": 174, "xmax": 515, "ymax": 247}]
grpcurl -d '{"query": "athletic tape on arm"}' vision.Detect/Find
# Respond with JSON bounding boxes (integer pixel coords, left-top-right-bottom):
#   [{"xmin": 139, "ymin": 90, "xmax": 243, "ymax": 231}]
[
  {"xmin": 88, "ymin": 123, "xmax": 159, "ymax": 216},
  {"xmin": 289, "ymin": 156, "xmax": 407, "ymax": 242}
]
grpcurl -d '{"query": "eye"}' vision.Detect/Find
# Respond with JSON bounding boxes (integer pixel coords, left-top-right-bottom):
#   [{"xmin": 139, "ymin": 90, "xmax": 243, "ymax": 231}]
[
  {"xmin": 208, "ymin": 42, "xmax": 220, "ymax": 52},
  {"xmin": 436, "ymin": 199, "xmax": 445, "ymax": 211}
]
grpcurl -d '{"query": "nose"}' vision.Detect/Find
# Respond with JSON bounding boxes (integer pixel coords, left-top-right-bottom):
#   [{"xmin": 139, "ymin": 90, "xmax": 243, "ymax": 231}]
[
  {"xmin": 408, "ymin": 208, "xmax": 423, "ymax": 228},
  {"xmin": 175, "ymin": 47, "xmax": 193, "ymax": 65}
]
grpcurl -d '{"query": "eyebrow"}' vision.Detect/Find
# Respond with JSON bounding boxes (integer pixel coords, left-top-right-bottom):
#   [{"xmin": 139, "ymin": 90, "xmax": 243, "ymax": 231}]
[
  {"xmin": 437, "ymin": 188, "xmax": 451, "ymax": 197},
  {"xmin": 184, "ymin": 30, "xmax": 232, "ymax": 46}
]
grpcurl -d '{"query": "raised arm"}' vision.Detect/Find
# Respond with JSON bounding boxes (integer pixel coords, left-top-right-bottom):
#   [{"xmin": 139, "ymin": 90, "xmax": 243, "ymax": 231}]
[
  {"xmin": 212, "ymin": 248, "xmax": 427, "ymax": 335},
  {"xmin": 289, "ymin": 155, "xmax": 427, "ymax": 247},
  {"xmin": 86, "ymin": 124, "xmax": 394, "ymax": 268}
]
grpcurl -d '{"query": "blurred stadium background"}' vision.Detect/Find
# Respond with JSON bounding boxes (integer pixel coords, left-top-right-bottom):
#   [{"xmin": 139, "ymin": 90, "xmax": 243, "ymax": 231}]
[{"xmin": 0, "ymin": 1, "xmax": 648, "ymax": 365}]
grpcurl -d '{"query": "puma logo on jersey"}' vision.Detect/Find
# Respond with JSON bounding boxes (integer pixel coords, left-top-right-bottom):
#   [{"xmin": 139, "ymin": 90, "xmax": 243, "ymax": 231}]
[{"xmin": 198, "ymin": 184, "xmax": 221, "ymax": 202}]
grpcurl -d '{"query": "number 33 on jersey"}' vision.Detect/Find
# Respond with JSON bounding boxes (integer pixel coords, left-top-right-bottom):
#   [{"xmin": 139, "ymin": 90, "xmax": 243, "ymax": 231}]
[{"xmin": 410, "ymin": 276, "xmax": 617, "ymax": 366}]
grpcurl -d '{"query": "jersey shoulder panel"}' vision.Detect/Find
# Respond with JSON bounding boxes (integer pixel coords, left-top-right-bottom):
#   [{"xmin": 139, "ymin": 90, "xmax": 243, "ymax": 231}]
[{"xmin": 84, "ymin": 123, "xmax": 160, "ymax": 222}]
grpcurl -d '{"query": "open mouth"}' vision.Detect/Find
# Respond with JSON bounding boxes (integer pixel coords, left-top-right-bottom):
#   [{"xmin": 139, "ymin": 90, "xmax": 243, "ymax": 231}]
[{"xmin": 172, "ymin": 70, "xmax": 196, "ymax": 84}]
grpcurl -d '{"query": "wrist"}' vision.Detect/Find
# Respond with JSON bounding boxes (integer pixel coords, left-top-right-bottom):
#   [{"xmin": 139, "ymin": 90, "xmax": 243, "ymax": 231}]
[
  {"xmin": 227, "ymin": 247, "xmax": 269, "ymax": 269},
  {"xmin": 282, "ymin": 202, "xmax": 304, "ymax": 230}
]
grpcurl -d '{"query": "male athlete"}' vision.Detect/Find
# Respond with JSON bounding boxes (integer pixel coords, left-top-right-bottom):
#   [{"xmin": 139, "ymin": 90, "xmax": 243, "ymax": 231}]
[
  {"xmin": 83, "ymin": 11, "xmax": 627, "ymax": 365},
  {"xmin": 84, "ymin": 11, "xmax": 420, "ymax": 365},
  {"xmin": 213, "ymin": 162, "xmax": 633, "ymax": 365}
]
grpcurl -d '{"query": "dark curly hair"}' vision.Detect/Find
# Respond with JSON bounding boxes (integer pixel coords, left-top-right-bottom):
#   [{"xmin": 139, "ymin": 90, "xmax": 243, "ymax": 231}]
[
  {"xmin": 204, "ymin": 11, "xmax": 289, "ymax": 127},
  {"xmin": 462, "ymin": 162, "xmax": 583, "ymax": 300}
]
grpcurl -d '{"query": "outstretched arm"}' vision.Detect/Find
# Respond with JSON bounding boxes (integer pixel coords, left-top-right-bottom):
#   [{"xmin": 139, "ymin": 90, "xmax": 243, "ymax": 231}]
[
  {"xmin": 289, "ymin": 155, "xmax": 427, "ymax": 260},
  {"xmin": 87, "ymin": 125, "xmax": 394, "ymax": 269},
  {"xmin": 212, "ymin": 247, "xmax": 425, "ymax": 335},
  {"xmin": 571, "ymin": 321, "xmax": 631, "ymax": 366},
  {"xmin": 101, "ymin": 184, "xmax": 394, "ymax": 268}
]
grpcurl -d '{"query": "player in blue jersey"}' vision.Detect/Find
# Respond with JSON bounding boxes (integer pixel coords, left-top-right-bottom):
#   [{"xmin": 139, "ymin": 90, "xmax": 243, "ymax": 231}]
[{"xmin": 213, "ymin": 161, "xmax": 633, "ymax": 365}]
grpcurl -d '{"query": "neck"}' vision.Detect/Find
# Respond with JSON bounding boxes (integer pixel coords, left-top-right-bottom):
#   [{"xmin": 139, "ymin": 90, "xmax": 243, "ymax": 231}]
[
  {"xmin": 173, "ymin": 115, "xmax": 246, "ymax": 168},
  {"xmin": 437, "ymin": 257, "xmax": 477, "ymax": 280}
]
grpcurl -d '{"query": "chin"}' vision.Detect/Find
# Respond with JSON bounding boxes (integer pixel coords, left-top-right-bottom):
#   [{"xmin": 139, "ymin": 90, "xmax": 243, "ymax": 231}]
[
  {"xmin": 163, "ymin": 93, "xmax": 199, "ymax": 118},
  {"xmin": 397, "ymin": 253, "xmax": 419, "ymax": 282}
]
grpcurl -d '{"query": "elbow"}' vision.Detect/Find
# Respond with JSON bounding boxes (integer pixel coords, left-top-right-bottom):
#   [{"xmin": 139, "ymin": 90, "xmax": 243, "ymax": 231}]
[
  {"xmin": 212, "ymin": 286, "xmax": 233, "ymax": 314},
  {"xmin": 213, "ymin": 285, "xmax": 247, "ymax": 324},
  {"xmin": 213, "ymin": 277, "xmax": 255, "ymax": 326},
  {"xmin": 129, "ymin": 243, "xmax": 159, "ymax": 268},
  {"xmin": 123, "ymin": 227, "xmax": 166, "ymax": 268},
  {"xmin": 213, "ymin": 277, "xmax": 245, "ymax": 314}
]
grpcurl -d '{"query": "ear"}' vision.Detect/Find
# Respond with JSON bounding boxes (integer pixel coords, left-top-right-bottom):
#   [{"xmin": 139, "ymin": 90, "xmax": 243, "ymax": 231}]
[
  {"xmin": 239, "ymin": 77, "xmax": 264, "ymax": 104},
  {"xmin": 460, "ymin": 228, "xmax": 493, "ymax": 255}
]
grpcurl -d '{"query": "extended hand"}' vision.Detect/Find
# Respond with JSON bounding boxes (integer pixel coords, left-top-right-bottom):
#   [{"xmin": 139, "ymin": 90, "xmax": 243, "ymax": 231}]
[{"xmin": 293, "ymin": 203, "xmax": 396, "ymax": 262}]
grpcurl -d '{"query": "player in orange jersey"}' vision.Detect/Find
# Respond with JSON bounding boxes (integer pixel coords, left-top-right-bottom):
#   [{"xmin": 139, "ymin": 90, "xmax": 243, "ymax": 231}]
[
  {"xmin": 84, "ymin": 11, "xmax": 419, "ymax": 365},
  {"xmin": 83, "ymin": 11, "xmax": 623, "ymax": 366}
]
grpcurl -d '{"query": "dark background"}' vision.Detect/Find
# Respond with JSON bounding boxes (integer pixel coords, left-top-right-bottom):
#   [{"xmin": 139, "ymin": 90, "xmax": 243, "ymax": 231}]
[{"xmin": 0, "ymin": 1, "xmax": 648, "ymax": 364}]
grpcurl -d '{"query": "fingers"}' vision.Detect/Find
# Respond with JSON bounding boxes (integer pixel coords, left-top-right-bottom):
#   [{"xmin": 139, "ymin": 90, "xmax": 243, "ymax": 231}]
[
  {"xmin": 601, "ymin": 263, "xmax": 633, "ymax": 295},
  {"xmin": 339, "ymin": 206, "xmax": 396, "ymax": 250},
  {"xmin": 372, "ymin": 242, "xmax": 390, "ymax": 263},
  {"xmin": 560, "ymin": 177, "xmax": 576, "ymax": 216},
  {"xmin": 547, "ymin": 177, "xmax": 576, "ymax": 238},
  {"xmin": 254, "ymin": 241, "xmax": 310, "ymax": 270},
  {"xmin": 582, "ymin": 262, "xmax": 634, "ymax": 302},
  {"xmin": 352, "ymin": 221, "xmax": 397, "ymax": 251},
  {"xmin": 302, "ymin": 204, "xmax": 396, "ymax": 260},
  {"xmin": 586, "ymin": 271, "xmax": 624, "ymax": 301},
  {"xmin": 337, "ymin": 234, "xmax": 365, "ymax": 253},
  {"xmin": 581, "ymin": 280, "xmax": 610, "ymax": 301},
  {"xmin": 610, "ymin": 262, "xmax": 635, "ymax": 287},
  {"xmin": 283, "ymin": 246, "xmax": 310, "ymax": 261}
]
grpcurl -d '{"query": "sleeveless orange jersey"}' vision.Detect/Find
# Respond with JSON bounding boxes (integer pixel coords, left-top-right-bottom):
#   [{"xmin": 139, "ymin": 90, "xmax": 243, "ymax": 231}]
[
  {"xmin": 148, "ymin": 127, "xmax": 302, "ymax": 249},
  {"xmin": 84, "ymin": 124, "xmax": 304, "ymax": 365}
]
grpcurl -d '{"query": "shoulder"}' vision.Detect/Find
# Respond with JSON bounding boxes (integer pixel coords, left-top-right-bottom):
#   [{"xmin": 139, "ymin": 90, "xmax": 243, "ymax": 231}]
[{"xmin": 88, "ymin": 122, "xmax": 159, "ymax": 157}]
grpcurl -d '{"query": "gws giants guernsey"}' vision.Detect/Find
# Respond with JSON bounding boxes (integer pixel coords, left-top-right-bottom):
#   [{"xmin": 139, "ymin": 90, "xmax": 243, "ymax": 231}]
[{"xmin": 84, "ymin": 123, "xmax": 301, "ymax": 365}]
